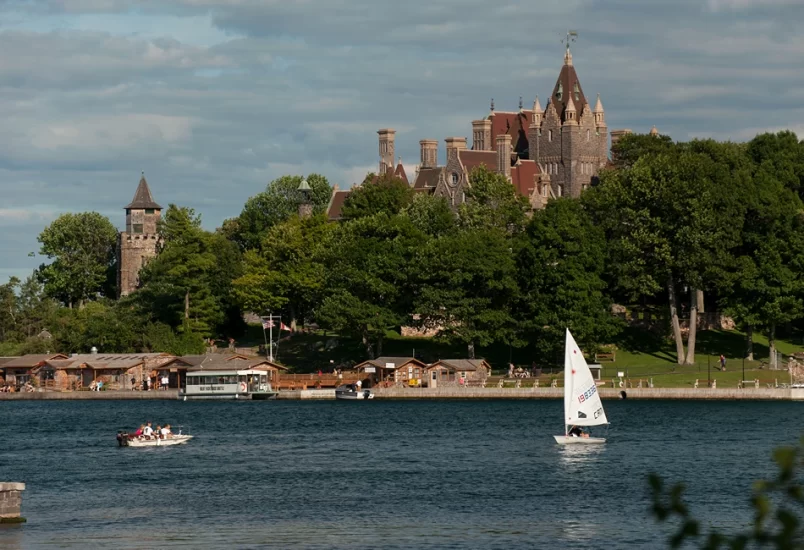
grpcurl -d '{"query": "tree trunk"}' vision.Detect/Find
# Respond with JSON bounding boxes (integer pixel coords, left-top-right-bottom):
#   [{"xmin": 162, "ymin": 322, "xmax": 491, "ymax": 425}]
[
  {"xmin": 684, "ymin": 288, "xmax": 698, "ymax": 365},
  {"xmin": 769, "ymin": 323, "xmax": 777, "ymax": 369},
  {"xmin": 184, "ymin": 291, "xmax": 190, "ymax": 320},
  {"xmin": 746, "ymin": 325, "xmax": 754, "ymax": 361},
  {"xmin": 468, "ymin": 342, "xmax": 475, "ymax": 359},
  {"xmin": 667, "ymin": 276, "xmax": 685, "ymax": 364},
  {"xmin": 362, "ymin": 330, "xmax": 374, "ymax": 360},
  {"xmin": 376, "ymin": 335, "xmax": 384, "ymax": 358}
]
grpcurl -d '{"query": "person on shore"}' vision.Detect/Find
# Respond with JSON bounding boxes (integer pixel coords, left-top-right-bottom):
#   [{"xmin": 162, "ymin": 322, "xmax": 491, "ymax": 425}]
[
  {"xmin": 143, "ymin": 422, "xmax": 154, "ymax": 438},
  {"xmin": 146, "ymin": 377, "xmax": 152, "ymax": 391},
  {"xmin": 720, "ymin": 355, "xmax": 726, "ymax": 371}
]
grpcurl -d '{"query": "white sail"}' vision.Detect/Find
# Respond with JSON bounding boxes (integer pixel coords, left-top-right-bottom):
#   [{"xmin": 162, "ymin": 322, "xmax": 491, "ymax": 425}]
[{"xmin": 564, "ymin": 329, "xmax": 608, "ymax": 429}]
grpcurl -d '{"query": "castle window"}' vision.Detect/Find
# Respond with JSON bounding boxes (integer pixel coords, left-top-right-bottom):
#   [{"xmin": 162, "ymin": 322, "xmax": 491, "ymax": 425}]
[
  {"xmin": 133, "ymin": 224, "xmax": 143, "ymax": 234},
  {"xmin": 557, "ymin": 185, "xmax": 563, "ymax": 197},
  {"xmin": 145, "ymin": 208, "xmax": 155, "ymax": 214},
  {"xmin": 451, "ymin": 172, "xmax": 459, "ymax": 185},
  {"xmin": 542, "ymin": 184, "xmax": 548, "ymax": 198},
  {"xmin": 574, "ymin": 83, "xmax": 580, "ymax": 101},
  {"xmin": 556, "ymin": 83, "xmax": 563, "ymax": 101},
  {"xmin": 586, "ymin": 129, "xmax": 590, "ymax": 142},
  {"xmin": 548, "ymin": 130, "xmax": 553, "ymax": 142}
]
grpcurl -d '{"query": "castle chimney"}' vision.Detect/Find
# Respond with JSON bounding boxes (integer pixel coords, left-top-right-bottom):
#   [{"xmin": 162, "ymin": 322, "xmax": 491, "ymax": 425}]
[
  {"xmin": 420, "ymin": 139, "xmax": 438, "ymax": 168},
  {"xmin": 445, "ymin": 137, "xmax": 467, "ymax": 163},
  {"xmin": 377, "ymin": 129, "xmax": 396, "ymax": 175},
  {"xmin": 471, "ymin": 120, "xmax": 492, "ymax": 151},
  {"xmin": 496, "ymin": 134, "xmax": 512, "ymax": 179}
]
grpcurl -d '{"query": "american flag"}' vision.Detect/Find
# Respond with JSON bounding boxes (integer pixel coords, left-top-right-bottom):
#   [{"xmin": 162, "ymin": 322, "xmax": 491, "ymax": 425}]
[{"xmin": 262, "ymin": 319, "xmax": 274, "ymax": 329}]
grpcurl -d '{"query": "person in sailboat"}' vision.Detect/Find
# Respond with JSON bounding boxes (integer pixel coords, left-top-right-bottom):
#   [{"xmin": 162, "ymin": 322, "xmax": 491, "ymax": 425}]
[{"xmin": 569, "ymin": 425, "xmax": 583, "ymax": 437}]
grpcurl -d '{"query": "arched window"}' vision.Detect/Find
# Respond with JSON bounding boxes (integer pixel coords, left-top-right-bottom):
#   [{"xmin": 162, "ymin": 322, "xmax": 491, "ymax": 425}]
[
  {"xmin": 548, "ymin": 129, "xmax": 553, "ymax": 142},
  {"xmin": 586, "ymin": 129, "xmax": 590, "ymax": 141},
  {"xmin": 574, "ymin": 82, "xmax": 580, "ymax": 101},
  {"xmin": 451, "ymin": 172, "xmax": 459, "ymax": 185}
]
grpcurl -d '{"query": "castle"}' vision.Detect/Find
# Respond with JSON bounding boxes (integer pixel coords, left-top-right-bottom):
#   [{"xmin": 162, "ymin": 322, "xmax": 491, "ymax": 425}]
[
  {"xmin": 327, "ymin": 45, "xmax": 652, "ymax": 219},
  {"xmin": 117, "ymin": 173, "xmax": 161, "ymax": 297}
]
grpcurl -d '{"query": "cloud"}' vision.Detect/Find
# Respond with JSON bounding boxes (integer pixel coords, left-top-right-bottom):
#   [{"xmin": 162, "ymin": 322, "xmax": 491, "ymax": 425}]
[{"xmin": 1, "ymin": 0, "xmax": 804, "ymax": 282}]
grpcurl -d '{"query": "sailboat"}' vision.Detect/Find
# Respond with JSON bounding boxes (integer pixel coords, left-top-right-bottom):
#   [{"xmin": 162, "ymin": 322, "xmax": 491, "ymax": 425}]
[{"xmin": 554, "ymin": 329, "xmax": 608, "ymax": 445}]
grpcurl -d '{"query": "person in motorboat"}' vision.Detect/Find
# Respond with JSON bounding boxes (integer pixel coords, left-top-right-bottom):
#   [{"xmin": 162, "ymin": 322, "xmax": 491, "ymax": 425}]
[
  {"xmin": 143, "ymin": 422, "xmax": 154, "ymax": 439},
  {"xmin": 155, "ymin": 425, "xmax": 163, "ymax": 439},
  {"xmin": 134, "ymin": 425, "xmax": 145, "ymax": 437},
  {"xmin": 160, "ymin": 425, "xmax": 171, "ymax": 439}
]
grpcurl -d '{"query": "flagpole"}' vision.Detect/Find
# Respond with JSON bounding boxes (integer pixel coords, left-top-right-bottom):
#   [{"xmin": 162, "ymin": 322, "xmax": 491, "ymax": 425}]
[
  {"xmin": 261, "ymin": 318, "xmax": 269, "ymax": 358},
  {"xmin": 269, "ymin": 311, "xmax": 274, "ymax": 362}
]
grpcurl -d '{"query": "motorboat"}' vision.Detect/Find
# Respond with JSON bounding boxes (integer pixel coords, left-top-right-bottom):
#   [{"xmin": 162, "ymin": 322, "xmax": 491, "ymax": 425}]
[
  {"xmin": 117, "ymin": 426, "xmax": 193, "ymax": 447},
  {"xmin": 335, "ymin": 384, "xmax": 374, "ymax": 400}
]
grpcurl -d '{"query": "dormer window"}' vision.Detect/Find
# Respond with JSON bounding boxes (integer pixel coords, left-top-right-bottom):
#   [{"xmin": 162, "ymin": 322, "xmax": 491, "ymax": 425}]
[
  {"xmin": 574, "ymin": 82, "xmax": 580, "ymax": 101},
  {"xmin": 556, "ymin": 83, "xmax": 563, "ymax": 101}
]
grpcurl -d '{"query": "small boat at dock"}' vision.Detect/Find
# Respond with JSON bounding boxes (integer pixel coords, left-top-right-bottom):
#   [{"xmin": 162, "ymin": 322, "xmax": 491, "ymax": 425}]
[{"xmin": 335, "ymin": 384, "xmax": 373, "ymax": 400}]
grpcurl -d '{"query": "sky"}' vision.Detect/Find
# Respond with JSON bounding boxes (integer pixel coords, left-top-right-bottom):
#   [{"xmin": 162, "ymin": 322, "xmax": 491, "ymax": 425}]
[{"xmin": 1, "ymin": 0, "xmax": 803, "ymax": 282}]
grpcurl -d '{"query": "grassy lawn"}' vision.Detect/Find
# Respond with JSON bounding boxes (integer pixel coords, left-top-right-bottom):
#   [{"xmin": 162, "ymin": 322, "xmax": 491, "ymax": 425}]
[{"xmin": 235, "ymin": 323, "xmax": 804, "ymax": 387}]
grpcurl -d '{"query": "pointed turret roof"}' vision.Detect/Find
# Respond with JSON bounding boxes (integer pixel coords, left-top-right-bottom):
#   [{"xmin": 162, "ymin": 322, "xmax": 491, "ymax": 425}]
[
  {"xmin": 532, "ymin": 95, "xmax": 542, "ymax": 113},
  {"xmin": 650, "ymin": 125, "xmax": 659, "ymax": 136},
  {"xmin": 550, "ymin": 47, "xmax": 587, "ymax": 123},
  {"xmin": 125, "ymin": 172, "xmax": 162, "ymax": 210},
  {"xmin": 593, "ymin": 93, "xmax": 604, "ymax": 113}
]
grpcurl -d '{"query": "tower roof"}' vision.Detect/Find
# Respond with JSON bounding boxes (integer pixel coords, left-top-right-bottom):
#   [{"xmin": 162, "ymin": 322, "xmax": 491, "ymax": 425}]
[
  {"xmin": 550, "ymin": 48, "xmax": 587, "ymax": 123},
  {"xmin": 126, "ymin": 173, "xmax": 162, "ymax": 210}
]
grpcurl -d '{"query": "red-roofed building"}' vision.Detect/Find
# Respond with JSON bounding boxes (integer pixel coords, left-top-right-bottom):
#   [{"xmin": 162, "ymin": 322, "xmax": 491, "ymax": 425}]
[{"xmin": 370, "ymin": 46, "xmax": 638, "ymax": 211}]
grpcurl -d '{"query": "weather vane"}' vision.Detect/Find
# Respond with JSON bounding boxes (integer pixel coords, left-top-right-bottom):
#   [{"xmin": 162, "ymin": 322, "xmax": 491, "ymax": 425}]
[{"xmin": 561, "ymin": 30, "xmax": 578, "ymax": 51}]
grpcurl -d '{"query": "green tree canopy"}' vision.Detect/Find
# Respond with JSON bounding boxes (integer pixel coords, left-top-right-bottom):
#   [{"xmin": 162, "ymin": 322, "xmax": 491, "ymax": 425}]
[
  {"xmin": 340, "ymin": 173, "xmax": 414, "ymax": 220},
  {"xmin": 36, "ymin": 212, "xmax": 118, "ymax": 308},
  {"xmin": 222, "ymin": 174, "xmax": 332, "ymax": 251},
  {"xmin": 515, "ymin": 199, "xmax": 620, "ymax": 363},
  {"xmin": 458, "ymin": 166, "xmax": 530, "ymax": 233}
]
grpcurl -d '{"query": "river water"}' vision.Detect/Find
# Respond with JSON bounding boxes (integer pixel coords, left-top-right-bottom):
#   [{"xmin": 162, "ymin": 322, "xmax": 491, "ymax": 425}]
[{"xmin": 0, "ymin": 399, "xmax": 801, "ymax": 549}]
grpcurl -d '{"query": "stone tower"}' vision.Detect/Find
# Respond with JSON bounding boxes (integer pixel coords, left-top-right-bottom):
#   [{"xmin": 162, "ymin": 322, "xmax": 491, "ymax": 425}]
[
  {"xmin": 117, "ymin": 173, "xmax": 162, "ymax": 297},
  {"xmin": 528, "ymin": 44, "xmax": 609, "ymax": 198}
]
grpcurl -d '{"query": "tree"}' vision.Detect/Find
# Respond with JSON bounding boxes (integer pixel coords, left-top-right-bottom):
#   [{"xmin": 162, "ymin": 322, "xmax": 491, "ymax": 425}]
[
  {"xmin": 651, "ymin": 440, "xmax": 804, "ymax": 549},
  {"xmin": 413, "ymin": 226, "xmax": 518, "ymax": 358},
  {"xmin": 516, "ymin": 199, "xmax": 620, "ymax": 363},
  {"xmin": 233, "ymin": 213, "xmax": 333, "ymax": 329},
  {"xmin": 402, "ymin": 193, "xmax": 456, "ymax": 237},
  {"xmin": 340, "ymin": 173, "xmax": 414, "ymax": 219},
  {"xmin": 0, "ymin": 277, "xmax": 20, "ymax": 342},
  {"xmin": 136, "ymin": 205, "xmax": 241, "ymax": 337},
  {"xmin": 223, "ymin": 174, "xmax": 332, "ymax": 251},
  {"xmin": 317, "ymin": 213, "xmax": 423, "ymax": 359},
  {"xmin": 611, "ymin": 132, "xmax": 675, "ymax": 169},
  {"xmin": 36, "ymin": 212, "xmax": 118, "ymax": 308},
  {"xmin": 584, "ymin": 147, "xmax": 732, "ymax": 365},
  {"xmin": 458, "ymin": 166, "xmax": 530, "ymax": 233}
]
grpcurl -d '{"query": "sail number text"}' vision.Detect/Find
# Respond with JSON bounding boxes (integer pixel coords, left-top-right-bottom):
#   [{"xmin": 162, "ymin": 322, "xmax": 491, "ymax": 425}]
[{"xmin": 577, "ymin": 384, "xmax": 597, "ymax": 404}]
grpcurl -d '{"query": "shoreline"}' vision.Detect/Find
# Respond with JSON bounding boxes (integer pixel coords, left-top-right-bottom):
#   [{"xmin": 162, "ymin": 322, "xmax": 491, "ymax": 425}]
[{"xmin": 1, "ymin": 387, "xmax": 803, "ymax": 400}]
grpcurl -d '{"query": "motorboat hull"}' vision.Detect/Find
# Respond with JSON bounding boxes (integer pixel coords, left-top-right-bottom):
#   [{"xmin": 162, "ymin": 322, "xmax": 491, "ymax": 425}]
[
  {"xmin": 118, "ymin": 434, "xmax": 193, "ymax": 447},
  {"xmin": 553, "ymin": 435, "xmax": 606, "ymax": 445},
  {"xmin": 335, "ymin": 390, "xmax": 374, "ymax": 400}
]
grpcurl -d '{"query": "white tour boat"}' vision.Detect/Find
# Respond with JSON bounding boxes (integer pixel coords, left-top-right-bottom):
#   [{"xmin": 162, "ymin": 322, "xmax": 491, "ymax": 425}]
[
  {"xmin": 554, "ymin": 329, "xmax": 609, "ymax": 445},
  {"xmin": 335, "ymin": 383, "xmax": 374, "ymax": 400},
  {"xmin": 179, "ymin": 368, "xmax": 277, "ymax": 401}
]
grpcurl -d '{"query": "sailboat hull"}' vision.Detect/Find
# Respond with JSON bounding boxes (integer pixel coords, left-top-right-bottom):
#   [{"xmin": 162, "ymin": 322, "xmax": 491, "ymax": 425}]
[{"xmin": 553, "ymin": 435, "xmax": 606, "ymax": 445}]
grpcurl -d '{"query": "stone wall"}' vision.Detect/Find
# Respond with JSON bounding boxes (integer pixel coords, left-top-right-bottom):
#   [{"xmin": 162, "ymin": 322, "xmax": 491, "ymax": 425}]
[
  {"xmin": 0, "ymin": 483, "xmax": 25, "ymax": 522},
  {"xmin": 118, "ymin": 231, "xmax": 159, "ymax": 297}
]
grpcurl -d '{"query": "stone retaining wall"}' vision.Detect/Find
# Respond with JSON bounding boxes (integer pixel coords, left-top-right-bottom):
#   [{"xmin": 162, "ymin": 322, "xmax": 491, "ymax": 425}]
[
  {"xmin": 0, "ymin": 483, "xmax": 25, "ymax": 523},
  {"xmin": 373, "ymin": 387, "xmax": 798, "ymax": 401},
  {"xmin": 276, "ymin": 389, "xmax": 335, "ymax": 400},
  {"xmin": 0, "ymin": 390, "xmax": 179, "ymax": 400}
]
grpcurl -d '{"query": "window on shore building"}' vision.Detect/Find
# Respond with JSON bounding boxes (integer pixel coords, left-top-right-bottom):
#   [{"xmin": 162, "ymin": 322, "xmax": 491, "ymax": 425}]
[
  {"xmin": 542, "ymin": 184, "xmax": 548, "ymax": 198},
  {"xmin": 145, "ymin": 208, "xmax": 155, "ymax": 214},
  {"xmin": 557, "ymin": 185, "xmax": 563, "ymax": 197},
  {"xmin": 133, "ymin": 224, "xmax": 143, "ymax": 234},
  {"xmin": 451, "ymin": 172, "xmax": 459, "ymax": 184}
]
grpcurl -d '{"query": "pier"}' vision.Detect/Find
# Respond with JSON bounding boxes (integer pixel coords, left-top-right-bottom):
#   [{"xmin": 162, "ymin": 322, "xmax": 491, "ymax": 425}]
[{"xmin": 0, "ymin": 483, "xmax": 25, "ymax": 524}]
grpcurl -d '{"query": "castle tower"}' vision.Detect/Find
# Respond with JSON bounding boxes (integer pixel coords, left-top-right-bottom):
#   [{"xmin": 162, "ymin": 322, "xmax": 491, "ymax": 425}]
[
  {"xmin": 496, "ymin": 134, "xmax": 512, "ymax": 179},
  {"xmin": 117, "ymin": 173, "xmax": 162, "ymax": 297},
  {"xmin": 527, "ymin": 41, "xmax": 609, "ymax": 199},
  {"xmin": 378, "ymin": 129, "xmax": 396, "ymax": 175}
]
